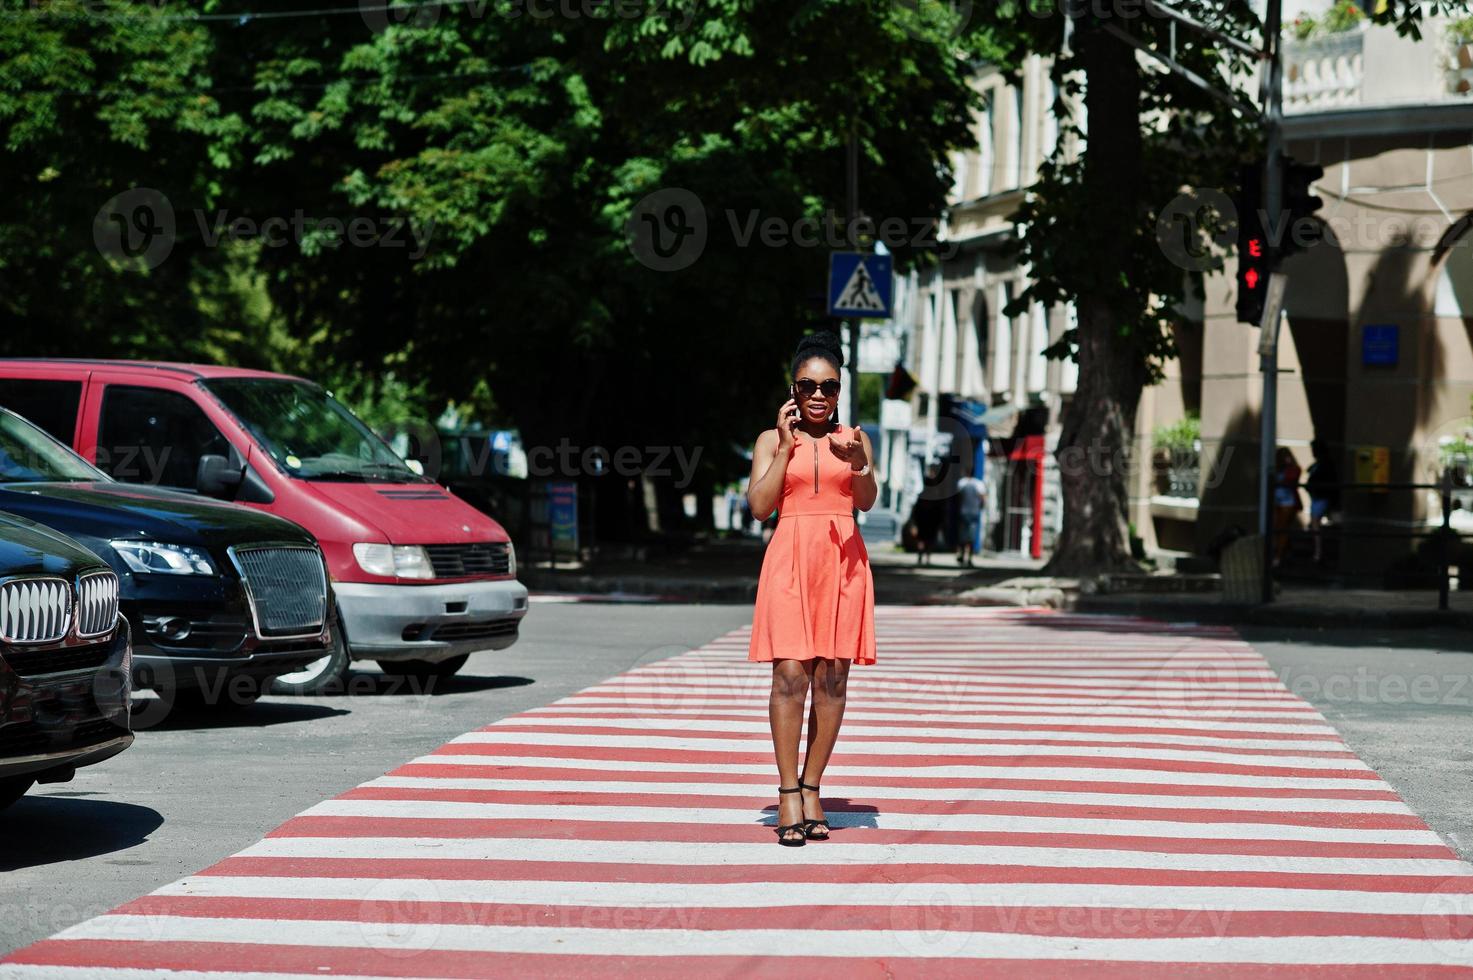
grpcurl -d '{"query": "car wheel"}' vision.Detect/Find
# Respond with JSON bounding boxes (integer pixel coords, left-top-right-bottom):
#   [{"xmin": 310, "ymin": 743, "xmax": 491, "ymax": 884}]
[
  {"xmin": 376, "ymin": 653, "xmax": 470, "ymax": 680},
  {"xmin": 0, "ymin": 777, "xmax": 34, "ymax": 811},
  {"xmin": 269, "ymin": 625, "xmax": 351, "ymax": 697}
]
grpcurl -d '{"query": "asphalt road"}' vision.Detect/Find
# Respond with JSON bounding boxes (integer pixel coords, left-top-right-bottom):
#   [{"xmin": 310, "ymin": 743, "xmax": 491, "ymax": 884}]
[{"xmin": 1, "ymin": 603, "xmax": 1470, "ymax": 956}]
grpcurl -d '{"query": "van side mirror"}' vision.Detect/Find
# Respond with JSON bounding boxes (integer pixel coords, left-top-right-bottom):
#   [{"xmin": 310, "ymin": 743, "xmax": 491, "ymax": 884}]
[{"xmin": 197, "ymin": 454, "xmax": 244, "ymax": 499}]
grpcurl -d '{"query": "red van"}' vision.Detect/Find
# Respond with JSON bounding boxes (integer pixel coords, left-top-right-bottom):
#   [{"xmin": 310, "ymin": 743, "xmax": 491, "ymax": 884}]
[{"xmin": 0, "ymin": 360, "xmax": 528, "ymax": 694}]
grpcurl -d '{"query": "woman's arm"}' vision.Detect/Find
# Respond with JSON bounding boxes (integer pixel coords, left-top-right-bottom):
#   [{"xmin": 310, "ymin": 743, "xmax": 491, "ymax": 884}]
[
  {"xmin": 851, "ymin": 429, "xmax": 879, "ymax": 512},
  {"xmin": 745, "ymin": 429, "xmax": 788, "ymax": 521}
]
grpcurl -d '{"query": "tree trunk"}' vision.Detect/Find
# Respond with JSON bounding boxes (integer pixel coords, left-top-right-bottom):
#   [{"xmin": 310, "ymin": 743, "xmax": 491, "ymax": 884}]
[
  {"xmin": 1044, "ymin": 22, "xmax": 1150, "ymax": 576},
  {"xmin": 1047, "ymin": 302, "xmax": 1151, "ymax": 574}
]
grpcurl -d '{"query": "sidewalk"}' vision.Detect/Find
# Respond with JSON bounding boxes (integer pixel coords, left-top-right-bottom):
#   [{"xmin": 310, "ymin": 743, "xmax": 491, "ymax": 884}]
[
  {"xmin": 521, "ymin": 535, "xmax": 1473, "ymax": 629},
  {"xmin": 518, "ymin": 535, "xmax": 1046, "ymax": 605},
  {"xmin": 1076, "ymin": 584, "xmax": 1473, "ymax": 628}
]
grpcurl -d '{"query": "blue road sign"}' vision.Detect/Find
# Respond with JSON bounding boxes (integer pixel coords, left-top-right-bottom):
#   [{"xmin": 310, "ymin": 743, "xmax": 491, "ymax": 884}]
[{"xmin": 828, "ymin": 252, "xmax": 893, "ymax": 318}]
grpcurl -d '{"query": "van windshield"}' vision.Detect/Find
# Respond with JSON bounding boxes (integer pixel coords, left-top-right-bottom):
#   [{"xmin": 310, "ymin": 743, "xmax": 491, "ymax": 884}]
[
  {"xmin": 202, "ymin": 378, "xmax": 425, "ymax": 484},
  {"xmin": 0, "ymin": 410, "xmax": 107, "ymax": 484}
]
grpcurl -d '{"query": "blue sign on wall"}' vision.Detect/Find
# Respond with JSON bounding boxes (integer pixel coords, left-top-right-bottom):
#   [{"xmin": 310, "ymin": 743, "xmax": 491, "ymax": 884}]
[{"xmin": 1363, "ymin": 323, "xmax": 1399, "ymax": 367}]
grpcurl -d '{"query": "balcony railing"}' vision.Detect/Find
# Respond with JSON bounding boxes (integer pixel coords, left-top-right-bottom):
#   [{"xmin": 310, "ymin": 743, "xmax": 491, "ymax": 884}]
[
  {"xmin": 1283, "ymin": 20, "xmax": 1470, "ymax": 114},
  {"xmin": 1285, "ymin": 27, "xmax": 1365, "ymax": 110}
]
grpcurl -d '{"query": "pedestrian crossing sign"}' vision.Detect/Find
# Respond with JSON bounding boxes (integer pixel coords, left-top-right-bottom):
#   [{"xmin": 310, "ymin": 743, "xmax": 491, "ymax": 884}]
[{"xmin": 828, "ymin": 251, "xmax": 893, "ymax": 318}]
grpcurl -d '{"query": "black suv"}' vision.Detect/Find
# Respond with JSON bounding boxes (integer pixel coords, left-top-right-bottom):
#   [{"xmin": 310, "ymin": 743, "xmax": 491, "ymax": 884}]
[
  {"xmin": 0, "ymin": 511, "xmax": 131, "ymax": 810},
  {"xmin": 0, "ymin": 408, "xmax": 332, "ymax": 712}
]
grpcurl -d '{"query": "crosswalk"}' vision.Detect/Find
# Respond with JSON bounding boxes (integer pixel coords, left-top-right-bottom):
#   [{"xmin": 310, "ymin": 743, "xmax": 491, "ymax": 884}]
[{"xmin": 4, "ymin": 606, "xmax": 1472, "ymax": 977}]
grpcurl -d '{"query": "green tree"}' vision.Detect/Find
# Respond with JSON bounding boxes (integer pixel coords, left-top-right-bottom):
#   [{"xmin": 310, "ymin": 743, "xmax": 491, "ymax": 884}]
[{"xmin": 200, "ymin": 0, "xmax": 989, "ymax": 534}]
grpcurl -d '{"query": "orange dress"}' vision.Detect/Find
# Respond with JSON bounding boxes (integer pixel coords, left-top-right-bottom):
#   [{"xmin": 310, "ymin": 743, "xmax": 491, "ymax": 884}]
[{"xmin": 747, "ymin": 423, "xmax": 877, "ymax": 665}]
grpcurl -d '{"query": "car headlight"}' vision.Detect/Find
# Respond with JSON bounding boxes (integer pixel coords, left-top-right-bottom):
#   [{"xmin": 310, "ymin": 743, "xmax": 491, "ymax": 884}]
[
  {"xmin": 353, "ymin": 543, "xmax": 434, "ymax": 580},
  {"xmin": 506, "ymin": 541, "xmax": 516, "ymax": 578},
  {"xmin": 110, "ymin": 540, "xmax": 216, "ymax": 576}
]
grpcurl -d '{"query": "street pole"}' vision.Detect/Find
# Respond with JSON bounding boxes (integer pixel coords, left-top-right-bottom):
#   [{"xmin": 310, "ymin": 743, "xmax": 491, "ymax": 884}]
[
  {"xmin": 1258, "ymin": 0, "xmax": 1283, "ymax": 604},
  {"xmin": 846, "ymin": 123, "xmax": 862, "ymax": 430}
]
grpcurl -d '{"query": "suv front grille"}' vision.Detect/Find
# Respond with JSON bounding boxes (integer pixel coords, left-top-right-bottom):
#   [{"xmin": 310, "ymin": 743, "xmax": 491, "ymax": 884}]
[
  {"xmin": 430, "ymin": 619, "xmax": 519, "ymax": 642},
  {"xmin": 77, "ymin": 571, "xmax": 119, "ymax": 638},
  {"xmin": 2, "ymin": 642, "xmax": 112, "ymax": 678},
  {"xmin": 0, "ymin": 578, "xmax": 71, "ymax": 645},
  {"xmin": 230, "ymin": 546, "xmax": 328, "ymax": 638},
  {"xmin": 0, "ymin": 716, "xmax": 127, "ymax": 757},
  {"xmin": 425, "ymin": 543, "xmax": 511, "ymax": 578}
]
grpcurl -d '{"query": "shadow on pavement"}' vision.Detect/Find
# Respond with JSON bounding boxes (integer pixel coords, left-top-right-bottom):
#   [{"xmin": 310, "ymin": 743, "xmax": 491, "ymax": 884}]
[
  {"xmin": 1016, "ymin": 606, "xmax": 1473, "ymax": 655},
  {"xmin": 309, "ymin": 670, "xmax": 537, "ymax": 698},
  {"xmin": 0, "ymin": 796, "xmax": 163, "ymax": 870},
  {"xmin": 759, "ymin": 798, "xmax": 881, "ymax": 833},
  {"xmin": 129, "ymin": 697, "xmax": 351, "ymax": 732}
]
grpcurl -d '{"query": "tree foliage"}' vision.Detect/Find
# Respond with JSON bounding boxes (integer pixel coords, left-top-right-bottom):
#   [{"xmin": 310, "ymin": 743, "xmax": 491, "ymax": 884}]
[{"xmin": 0, "ymin": 0, "xmax": 988, "ymax": 535}]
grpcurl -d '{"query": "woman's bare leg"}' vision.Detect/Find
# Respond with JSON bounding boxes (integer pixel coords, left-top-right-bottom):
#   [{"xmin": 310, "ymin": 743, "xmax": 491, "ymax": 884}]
[
  {"xmin": 770, "ymin": 658, "xmax": 813, "ymax": 839},
  {"xmin": 800, "ymin": 656, "xmax": 851, "ymax": 828}
]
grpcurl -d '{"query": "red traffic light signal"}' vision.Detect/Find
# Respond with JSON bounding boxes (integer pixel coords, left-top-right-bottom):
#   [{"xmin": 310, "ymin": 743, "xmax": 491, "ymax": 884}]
[{"xmin": 1235, "ymin": 165, "xmax": 1268, "ymax": 324}]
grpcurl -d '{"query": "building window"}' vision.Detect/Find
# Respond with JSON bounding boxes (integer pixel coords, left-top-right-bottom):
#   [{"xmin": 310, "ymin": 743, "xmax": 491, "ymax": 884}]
[
  {"xmin": 1060, "ymin": 302, "xmax": 1080, "ymax": 394},
  {"xmin": 1027, "ymin": 300, "xmax": 1048, "ymax": 394},
  {"xmin": 949, "ymin": 148, "xmax": 969, "ymax": 203},
  {"xmin": 942, "ymin": 289, "xmax": 960, "ymax": 394},
  {"xmin": 993, "ymin": 282, "xmax": 1014, "ymax": 397},
  {"xmin": 978, "ymin": 97, "xmax": 995, "ymax": 198},
  {"xmin": 1044, "ymin": 76, "xmax": 1060, "ymax": 160},
  {"xmin": 1009, "ymin": 85, "xmax": 1025, "ymax": 189}
]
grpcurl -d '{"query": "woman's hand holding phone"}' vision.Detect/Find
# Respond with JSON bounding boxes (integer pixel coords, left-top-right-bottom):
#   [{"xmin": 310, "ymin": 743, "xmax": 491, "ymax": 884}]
[{"xmin": 775, "ymin": 397, "xmax": 800, "ymax": 451}]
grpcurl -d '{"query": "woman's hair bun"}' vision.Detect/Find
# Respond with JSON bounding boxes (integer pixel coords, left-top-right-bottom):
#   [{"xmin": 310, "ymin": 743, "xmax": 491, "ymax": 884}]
[{"xmin": 795, "ymin": 329, "xmax": 844, "ymax": 367}]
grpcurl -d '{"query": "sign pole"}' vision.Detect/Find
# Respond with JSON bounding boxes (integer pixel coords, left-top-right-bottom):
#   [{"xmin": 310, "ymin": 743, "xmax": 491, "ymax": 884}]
[
  {"xmin": 1258, "ymin": 0, "xmax": 1284, "ymax": 604},
  {"xmin": 1257, "ymin": 278, "xmax": 1288, "ymax": 603},
  {"xmin": 846, "ymin": 124, "xmax": 861, "ymax": 429}
]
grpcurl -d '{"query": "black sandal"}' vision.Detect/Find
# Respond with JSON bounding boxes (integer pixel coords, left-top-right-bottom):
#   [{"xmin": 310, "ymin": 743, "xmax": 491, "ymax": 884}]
[
  {"xmin": 775, "ymin": 784, "xmax": 806, "ymax": 846},
  {"xmin": 799, "ymin": 780, "xmax": 830, "ymax": 840}
]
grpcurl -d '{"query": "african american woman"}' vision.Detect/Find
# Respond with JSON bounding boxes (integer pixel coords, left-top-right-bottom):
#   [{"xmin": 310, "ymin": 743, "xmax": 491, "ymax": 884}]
[{"xmin": 745, "ymin": 330, "xmax": 878, "ymax": 846}]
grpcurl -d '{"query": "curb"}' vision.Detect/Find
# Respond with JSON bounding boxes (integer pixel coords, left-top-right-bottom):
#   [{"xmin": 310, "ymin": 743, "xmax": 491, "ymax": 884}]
[
  {"xmin": 520, "ymin": 573, "xmax": 758, "ymax": 603},
  {"xmin": 1074, "ymin": 594, "xmax": 1473, "ymax": 629},
  {"xmin": 522, "ymin": 572, "xmax": 1473, "ymax": 629}
]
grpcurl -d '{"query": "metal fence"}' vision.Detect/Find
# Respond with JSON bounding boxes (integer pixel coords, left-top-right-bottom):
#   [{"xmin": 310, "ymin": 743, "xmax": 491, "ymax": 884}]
[{"xmin": 1276, "ymin": 477, "xmax": 1461, "ymax": 611}]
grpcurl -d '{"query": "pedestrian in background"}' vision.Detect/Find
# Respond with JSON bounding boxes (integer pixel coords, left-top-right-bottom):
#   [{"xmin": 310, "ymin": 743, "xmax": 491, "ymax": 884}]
[
  {"xmin": 955, "ymin": 472, "xmax": 986, "ymax": 567},
  {"xmin": 1272, "ymin": 446, "xmax": 1303, "ymax": 567},
  {"xmin": 1305, "ymin": 438, "xmax": 1340, "ymax": 566},
  {"xmin": 907, "ymin": 465, "xmax": 944, "ymax": 566},
  {"xmin": 744, "ymin": 330, "xmax": 878, "ymax": 847}
]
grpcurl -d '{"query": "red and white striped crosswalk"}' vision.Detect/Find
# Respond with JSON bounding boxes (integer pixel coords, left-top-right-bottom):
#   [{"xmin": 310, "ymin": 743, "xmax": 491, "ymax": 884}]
[{"xmin": 4, "ymin": 607, "xmax": 1473, "ymax": 977}]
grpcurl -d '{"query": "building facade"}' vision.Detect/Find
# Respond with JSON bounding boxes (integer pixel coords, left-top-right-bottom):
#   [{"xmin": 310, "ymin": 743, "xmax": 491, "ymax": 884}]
[{"xmin": 880, "ymin": 2, "xmax": 1473, "ymax": 577}]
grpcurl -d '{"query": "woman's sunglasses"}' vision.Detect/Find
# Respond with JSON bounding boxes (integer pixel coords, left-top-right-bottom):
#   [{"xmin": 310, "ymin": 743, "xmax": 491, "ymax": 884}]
[{"xmin": 794, "ymin": 378, "xmax": 841, "ymax": 398}]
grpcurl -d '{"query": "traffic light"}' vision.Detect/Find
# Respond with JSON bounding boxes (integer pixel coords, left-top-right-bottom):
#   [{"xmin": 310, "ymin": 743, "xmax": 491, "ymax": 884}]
[
  {"xmin": 1235, "ymin": 163, "xmax": 1268, "ymax": 325},
  {"xmin": 1279, "ymin": 156, "xmax": 1325, "ymax": 260}
]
